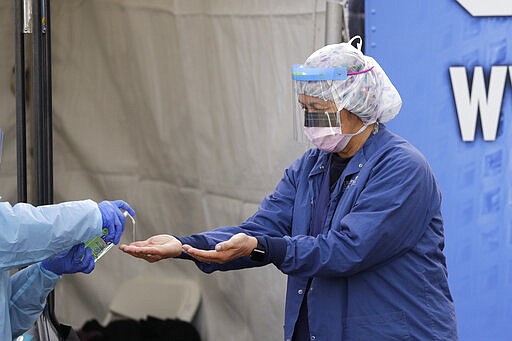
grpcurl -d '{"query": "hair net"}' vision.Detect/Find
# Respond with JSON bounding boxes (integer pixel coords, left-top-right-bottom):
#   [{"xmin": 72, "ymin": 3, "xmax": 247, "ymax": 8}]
[{"xmin": 299, "ymin": 37, "xmax": 402, "ymax": 124}]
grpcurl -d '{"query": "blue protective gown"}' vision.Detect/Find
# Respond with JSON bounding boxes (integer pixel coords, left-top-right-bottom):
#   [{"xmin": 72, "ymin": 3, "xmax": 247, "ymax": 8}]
[
  {"xmin": 0, "ymin": 199, "xmax": 102, "ymax": 340},
  {"xmin": 179, "ymin": 125, "xmax": 458, "ymax": 340}
]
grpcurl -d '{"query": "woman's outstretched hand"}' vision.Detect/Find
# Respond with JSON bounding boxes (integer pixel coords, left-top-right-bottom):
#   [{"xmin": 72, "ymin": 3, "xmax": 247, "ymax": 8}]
[
  {"xmin": 182, "ymin": 233, "xmax": 257, "ymax": 264},
  {"xmin": 119, "ymin": 234, "xmax": 182, "ymax": 263}
]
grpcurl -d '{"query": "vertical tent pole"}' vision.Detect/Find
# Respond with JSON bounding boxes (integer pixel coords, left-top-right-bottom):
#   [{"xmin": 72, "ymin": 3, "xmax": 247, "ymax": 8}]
[
  {"xmin": 15, "ymin": 0, "xmax": 27, "ymax": 203},
  {"xmin": 17, "ymin": 0, "xmax": 62, "ymax": 336},
  {"xmin": 45, "ymin": 0, "xmax": 54, "ymax": 205},
  {"xmin": 32, "ymin": 0, "xmax": 45, "ymax": 206},
  {"xmin": 33, "ymin": 0, "xmax": 62, "ymax": 335},
  {"xmin": 42, "ymin": 0, "xmax": 59, "ymax": 330}
]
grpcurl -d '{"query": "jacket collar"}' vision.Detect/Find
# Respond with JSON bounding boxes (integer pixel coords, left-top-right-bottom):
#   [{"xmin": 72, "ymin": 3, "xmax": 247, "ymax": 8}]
[{"xmin": 309, "ymin": 152, "xmax": 331, "ymax": 177}]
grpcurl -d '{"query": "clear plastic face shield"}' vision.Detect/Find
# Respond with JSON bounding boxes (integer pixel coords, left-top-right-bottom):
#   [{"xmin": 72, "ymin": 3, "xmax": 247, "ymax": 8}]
[
  {"xmin": 292, "ymin": 65, "xmax": 351, "ymax": 146},
  {"xmin": 291, "ymin": 36, "xmax": 404, "ymax": 152}
]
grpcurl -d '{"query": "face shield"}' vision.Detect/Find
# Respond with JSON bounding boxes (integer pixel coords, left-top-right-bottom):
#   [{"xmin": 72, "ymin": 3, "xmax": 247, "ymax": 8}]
[
  {"xmin": 291, "ymin": 64, "xmax": 347, "ymax": 144},
  {"xmin": 291, "ymin": 37, "xmax": 403, "ymax": 149}
]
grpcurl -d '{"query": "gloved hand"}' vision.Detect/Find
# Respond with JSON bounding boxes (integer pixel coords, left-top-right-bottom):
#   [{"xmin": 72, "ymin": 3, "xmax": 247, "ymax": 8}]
[
  {"xmin": 42, "ymin": 243, "xmax": 94, "ymax": 275},
  {"xmin": 98, "ymin": 200, "xmax": 136, "ymax": 245}
]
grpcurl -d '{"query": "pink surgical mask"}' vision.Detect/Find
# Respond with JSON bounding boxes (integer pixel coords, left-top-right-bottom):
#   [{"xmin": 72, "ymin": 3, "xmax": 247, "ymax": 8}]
[{"xmin": 304, "ymin": 123, "xmax": 368, "ymax": 153}]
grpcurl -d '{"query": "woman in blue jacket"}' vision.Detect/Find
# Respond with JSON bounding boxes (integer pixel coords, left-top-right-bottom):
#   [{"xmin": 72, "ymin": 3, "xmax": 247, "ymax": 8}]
[{"xmin": 120, "ymin": 37, "xmax": 458, "ymax": 340}]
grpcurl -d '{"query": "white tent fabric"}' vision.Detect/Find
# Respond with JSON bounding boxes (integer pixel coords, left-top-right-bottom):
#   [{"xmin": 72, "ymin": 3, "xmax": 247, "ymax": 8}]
[{"xmin": 0, "ymin": 0, "xmax": 327, "ymax": 339}]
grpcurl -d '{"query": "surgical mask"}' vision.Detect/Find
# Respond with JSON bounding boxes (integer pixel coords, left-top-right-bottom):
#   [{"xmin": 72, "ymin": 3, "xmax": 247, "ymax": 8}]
[{"xmin": 303, "ymin": 112, "xmax": 368, "ymax": 153}]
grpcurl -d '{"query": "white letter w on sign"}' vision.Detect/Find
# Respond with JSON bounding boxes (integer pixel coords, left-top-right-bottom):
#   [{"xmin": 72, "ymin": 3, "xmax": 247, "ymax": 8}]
[{"xmin": 449, "ymin": 66, "xmax": 508, "ymax": 141}]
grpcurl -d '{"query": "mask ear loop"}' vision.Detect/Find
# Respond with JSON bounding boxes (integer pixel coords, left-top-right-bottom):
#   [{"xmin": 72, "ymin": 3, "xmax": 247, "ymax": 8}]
[
  {"xmin": 328, "ymin": 83, "xmax": 347, "ymax": 135},
  {"xmin": 324, "ymin": 111, "xmax": 337, "ymax": 135},
  {"xmin": 317, "ymin": 80, "xmax": 338, "ymax": 136}
]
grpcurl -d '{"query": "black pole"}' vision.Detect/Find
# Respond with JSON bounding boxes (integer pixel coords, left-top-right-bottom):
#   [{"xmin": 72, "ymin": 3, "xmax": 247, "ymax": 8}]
[
  {"xmin": 45, "ymin": 0, "xmax": 53, "ymax": 204},
  {"xmin": 15, "ymin": 0, "xmax": 27, "ymax": 203},
  {"xmin": 40, "ymin": 0, "xmax": 48, "ymax": 204},
  {"xmin": 16, "ymin": 0, "xmax": 62, "ymax": 336},
  {"xmin": 42, "ymin": 0, "xmax": 59, "ymax": 330},
  {"xmin": 33, "ymin": 0, "xmax": 45, "ymax": 206},
  {"xmin": 41, "ymin": 3, "xmax": 47, "ymax": 204},
  {"xmin": 33, "ymin": 0, "xmax": 62, "ymax": 335}
]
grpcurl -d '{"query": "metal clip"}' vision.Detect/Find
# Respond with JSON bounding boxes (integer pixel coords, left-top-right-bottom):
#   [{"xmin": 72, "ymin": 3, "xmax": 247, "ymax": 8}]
[{"xmin": 23, "ymin": 0, "xmax": 32, "ymax": 33}]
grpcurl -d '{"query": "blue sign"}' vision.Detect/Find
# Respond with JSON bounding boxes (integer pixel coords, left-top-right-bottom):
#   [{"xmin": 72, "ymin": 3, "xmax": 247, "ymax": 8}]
[{"xmin": 366, "ymin": 1, "xmax": 512, "ymax": 340}]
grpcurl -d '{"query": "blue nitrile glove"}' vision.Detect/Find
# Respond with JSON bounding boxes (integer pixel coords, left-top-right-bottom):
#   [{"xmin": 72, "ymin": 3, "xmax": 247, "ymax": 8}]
[
  {"xmin": 42, "ymin": 243, "xmax": 95, "ymax": 275},
  {"xmin": 98, "ymin": 200, "xmax": 136, "ymax": 245}
]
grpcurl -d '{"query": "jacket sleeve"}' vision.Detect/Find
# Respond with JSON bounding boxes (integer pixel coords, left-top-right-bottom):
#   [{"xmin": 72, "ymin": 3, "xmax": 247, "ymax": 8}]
[
  {"xmin": 277, "ymin": 147, "xmax": 439, "ymax": 277},
  {"xmin": 0, "ymin": 199, "xmax": 102, "ymax": 272},
  {"xmin": 9, "ymin": 263, "xmax": 60, "ymax": 338},
  {"xmin": 177, "ymin": 152, "xmax": 307, "ymax": 273}
]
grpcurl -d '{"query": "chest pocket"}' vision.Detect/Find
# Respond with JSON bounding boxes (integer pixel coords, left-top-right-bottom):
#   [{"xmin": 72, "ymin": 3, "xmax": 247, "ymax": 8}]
[{"xmin": 328, "ymin": 174, "xmax": 361, "ymax": 232}]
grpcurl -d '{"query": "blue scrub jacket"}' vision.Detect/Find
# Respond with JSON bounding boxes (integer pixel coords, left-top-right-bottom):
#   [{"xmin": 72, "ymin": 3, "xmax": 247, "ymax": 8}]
[
  {"xmin": 0, "ymin": 199, "xmax": 102, "ymax": 340},
  {"xmin": 179, "ymin": 125, "xmax": 458, "ymax": 340}
]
